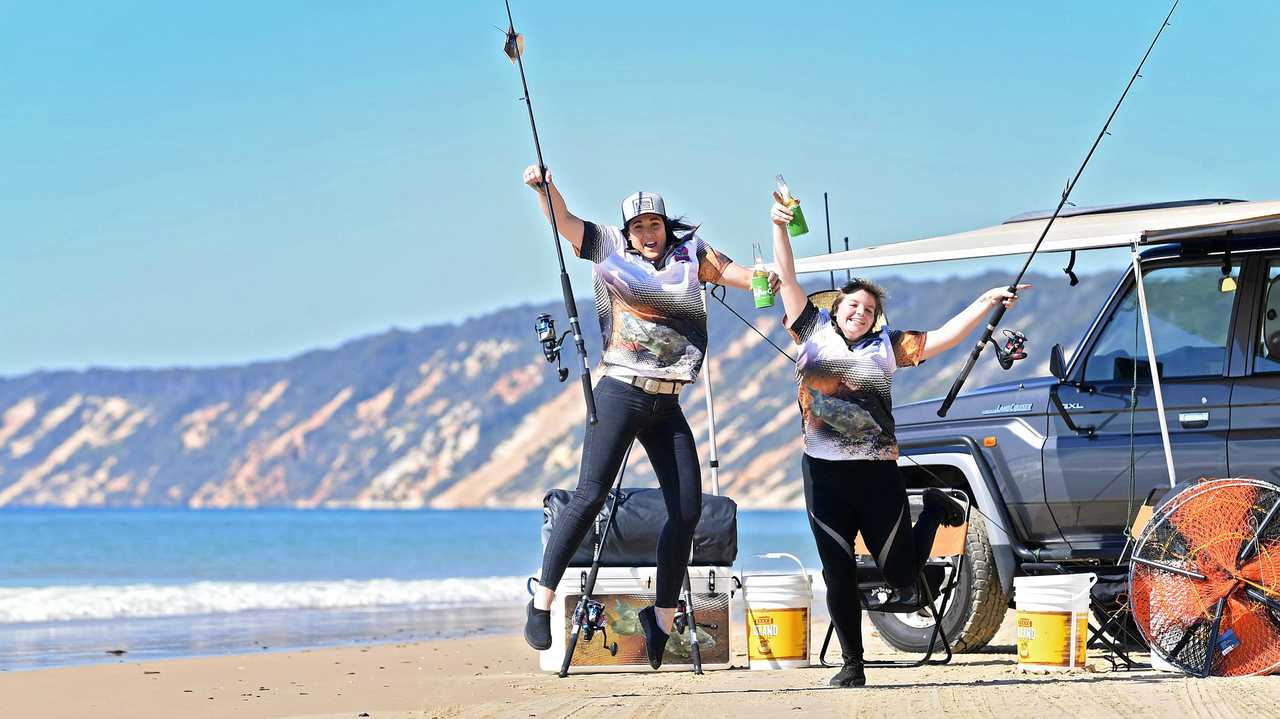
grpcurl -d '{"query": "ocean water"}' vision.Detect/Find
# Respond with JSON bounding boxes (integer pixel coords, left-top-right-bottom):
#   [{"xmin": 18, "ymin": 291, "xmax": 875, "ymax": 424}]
[{"xmin": 0, "ymin": 508, "xmax": 818, "ymax": 671}]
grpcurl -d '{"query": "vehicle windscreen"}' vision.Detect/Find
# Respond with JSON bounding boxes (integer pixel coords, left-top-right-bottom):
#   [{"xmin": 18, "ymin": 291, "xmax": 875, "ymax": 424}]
[{"xmin": 1083, "ymin": 264, "xmax": 1239, "ymax": 382}]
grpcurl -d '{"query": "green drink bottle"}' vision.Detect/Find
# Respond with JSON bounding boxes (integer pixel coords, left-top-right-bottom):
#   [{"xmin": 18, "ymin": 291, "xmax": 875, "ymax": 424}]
[
  {"xmin": 751, "ymin": 241, "xmax": 774, "ymax": 309},
  {"xmin": 776, "ymin": 174, "xmax": 809, "ymax": 237}
]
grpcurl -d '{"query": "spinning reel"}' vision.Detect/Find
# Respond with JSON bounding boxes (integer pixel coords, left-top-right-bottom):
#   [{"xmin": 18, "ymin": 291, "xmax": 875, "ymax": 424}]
[
  {"xmin": 534, "ymin": 313, "xmax": 571, "ymax": 382},
  {"xmin": 990, "ymin": 329, "xmax": 1028, "ymax": 371},
  {"xmin": 572, "ymin": 596, "xmax": 618, "ymax": 656},
  {"xmin": 672, "ymin": 598, "xmax": 718, "ymax": 635}
]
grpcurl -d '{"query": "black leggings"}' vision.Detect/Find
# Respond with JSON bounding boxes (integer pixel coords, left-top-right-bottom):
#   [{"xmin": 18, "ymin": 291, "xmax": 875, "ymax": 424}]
[
  {"xmin": 803, "ymin": 455, "xmax": 945, "ymax": 661},
  {"xmin": 539, "ymin": 377, "xmax": 702, "ymax": 608}
]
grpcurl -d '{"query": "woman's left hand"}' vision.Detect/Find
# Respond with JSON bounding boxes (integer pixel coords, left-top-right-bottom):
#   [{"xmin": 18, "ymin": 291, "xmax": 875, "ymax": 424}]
[
  {"xmin": 982, "ymin": 284, "xmax": 1031, "ymax": 308},
  {"xmin": 768, "ymin": 271, "xmax": 781, "ymax": 295}
]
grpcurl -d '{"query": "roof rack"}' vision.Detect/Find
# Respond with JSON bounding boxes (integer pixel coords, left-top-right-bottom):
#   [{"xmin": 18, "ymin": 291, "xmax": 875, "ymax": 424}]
[{"xmin": 1002, "ymin": 198, "xmax": 1247, "ymax": 225}]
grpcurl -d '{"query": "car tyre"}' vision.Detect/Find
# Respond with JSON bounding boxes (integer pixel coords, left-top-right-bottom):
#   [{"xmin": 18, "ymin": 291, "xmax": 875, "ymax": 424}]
[{"xmin": 868, "ymin": 510, "xmax": 1008, "ymax": 653}]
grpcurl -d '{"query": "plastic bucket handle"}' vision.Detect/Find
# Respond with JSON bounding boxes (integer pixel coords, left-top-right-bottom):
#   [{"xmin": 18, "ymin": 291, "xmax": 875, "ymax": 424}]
[
  {"xmin": 754, "ymin": 552, "xmax": 809, "ymax": 581},
  {"xmin": 1068, "ymin": 574, "xmax": 1097, "ymax": 602}
]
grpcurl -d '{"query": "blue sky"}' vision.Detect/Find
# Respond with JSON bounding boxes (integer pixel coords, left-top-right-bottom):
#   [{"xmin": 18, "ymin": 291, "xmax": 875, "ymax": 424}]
[{"xmin": 2, "ymin": 1, "xmax": 1277, "ymax": 376}]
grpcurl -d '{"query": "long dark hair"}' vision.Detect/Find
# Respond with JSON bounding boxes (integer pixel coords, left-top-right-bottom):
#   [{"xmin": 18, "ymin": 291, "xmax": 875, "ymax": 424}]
[{"xmin": 622, "ymin": 215, "xmax": 699, "ymax": 246}]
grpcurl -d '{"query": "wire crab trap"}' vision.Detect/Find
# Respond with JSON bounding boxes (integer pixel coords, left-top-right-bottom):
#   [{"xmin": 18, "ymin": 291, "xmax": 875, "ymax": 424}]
[{"xmin": 1129, "ymin": 477, "xmax": 1280, "ymax": 677}]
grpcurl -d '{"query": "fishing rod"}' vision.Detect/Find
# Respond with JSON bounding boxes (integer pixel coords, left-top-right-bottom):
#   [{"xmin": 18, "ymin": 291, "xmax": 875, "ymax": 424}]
[
  {"xmin": 503, "ymin": 0, "xmax": 598, "ymax": 425},
  {"xmin": 937, "ymin": 0, "xmax": 1180, "ymax": 418}
]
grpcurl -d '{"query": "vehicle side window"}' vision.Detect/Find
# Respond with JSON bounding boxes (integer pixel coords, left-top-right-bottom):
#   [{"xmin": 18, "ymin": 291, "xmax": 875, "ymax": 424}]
[
  {"xmin": 1083, "ymin": 264, "xmax": 1237, "ymax": 383},
  {"xmin": 1255, "ymin": 262, "xmax": 1280, "ymax": 373}
]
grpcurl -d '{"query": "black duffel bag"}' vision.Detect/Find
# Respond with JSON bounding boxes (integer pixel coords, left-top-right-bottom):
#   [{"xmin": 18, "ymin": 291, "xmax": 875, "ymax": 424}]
[{"xmin": 541, "ymin": 488, "xmax": 737, "ymax": 567}]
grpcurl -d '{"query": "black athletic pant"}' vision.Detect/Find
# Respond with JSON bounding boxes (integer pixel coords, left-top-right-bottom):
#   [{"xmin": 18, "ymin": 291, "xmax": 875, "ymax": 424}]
[
  {"xmin": 803, "ymin": 455, "xmax": 945, "ymax": 661},
  {"xmin": 539, "ymin": 377, "xmax": 702, "ymax": 608}
]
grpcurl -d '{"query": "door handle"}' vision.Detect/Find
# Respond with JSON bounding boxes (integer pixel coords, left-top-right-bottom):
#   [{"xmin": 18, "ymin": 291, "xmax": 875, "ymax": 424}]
[{"xmin": 1178, "ymin": 411, "xmax": 1209, "ymax": 429}]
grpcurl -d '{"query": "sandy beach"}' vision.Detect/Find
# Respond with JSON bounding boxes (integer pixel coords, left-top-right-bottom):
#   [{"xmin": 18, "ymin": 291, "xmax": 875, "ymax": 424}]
[{"xmin": 6, "ymin": 615, "xmax": 1280, "ymax": 719}]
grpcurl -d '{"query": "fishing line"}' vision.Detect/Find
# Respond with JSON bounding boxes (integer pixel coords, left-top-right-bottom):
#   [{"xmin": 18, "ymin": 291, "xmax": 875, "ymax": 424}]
[{"xmin": 938, "ymin": 0, "xmax": 1181, "ymax": 417}]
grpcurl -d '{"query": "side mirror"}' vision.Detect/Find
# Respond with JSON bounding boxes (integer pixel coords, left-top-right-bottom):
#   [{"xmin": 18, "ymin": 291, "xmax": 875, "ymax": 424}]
[{"xmin": 1049, "ymin": 343, "xmax": 1066, "ymax": 381}]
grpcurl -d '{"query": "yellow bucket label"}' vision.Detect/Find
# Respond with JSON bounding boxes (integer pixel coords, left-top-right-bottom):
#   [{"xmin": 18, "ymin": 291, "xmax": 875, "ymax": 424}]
[
  {"xmin": 746, "ymin": 607, "xmax": 808, "ymax": 661},
  {"xmin": 1016, "ymin": 610, "xmax": 1088, "ymax": 667}
]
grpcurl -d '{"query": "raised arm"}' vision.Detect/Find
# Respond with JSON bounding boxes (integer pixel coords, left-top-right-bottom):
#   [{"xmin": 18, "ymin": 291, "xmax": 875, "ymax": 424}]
[
  {"xmin": 921, "ymin": 284, "xmax": 1030, "ymax": 361},
  {"xmin": 716, "ymin": 261, "xmax": 780, "ymax": 294},
  {"xmin": 522, "ymin": 165, "xmax": 586, "ymax": 253},
  {"xmin": 771, "ymin": 196, "xmax": 808, "ymax": 323}
]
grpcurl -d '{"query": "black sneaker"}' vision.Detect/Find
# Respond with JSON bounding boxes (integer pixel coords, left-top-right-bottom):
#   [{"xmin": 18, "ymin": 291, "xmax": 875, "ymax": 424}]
[
  {"xmin": 829, "ymin": 659, "xmax": 866, "ymax": 687},
  {"xmin": 923, "ymin": 488, "xmax": 966, "ymax": 527},
  {"xmin": 637, "ymin": 606, "xmax": 670, "ymax": 669},
  {"xmin": 524, "ymin": 599, "xmax": 552, "ymax": 651}
]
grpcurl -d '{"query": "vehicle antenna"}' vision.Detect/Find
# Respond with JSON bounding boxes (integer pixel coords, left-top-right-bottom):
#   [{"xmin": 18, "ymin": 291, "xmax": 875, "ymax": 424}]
[{"xmin": 824, "ymin": 192, "xmax": 834, "ymax": 290}]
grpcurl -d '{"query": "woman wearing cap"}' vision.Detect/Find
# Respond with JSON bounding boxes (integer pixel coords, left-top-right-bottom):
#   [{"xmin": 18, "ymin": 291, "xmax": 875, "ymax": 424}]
[
  {"xmin": 520, "ymin": 165, "xmax": 778, "ymax": 668},
  {"xmin": 768, "ymin": 196, "xmax": 1028, "ymax": 687}
]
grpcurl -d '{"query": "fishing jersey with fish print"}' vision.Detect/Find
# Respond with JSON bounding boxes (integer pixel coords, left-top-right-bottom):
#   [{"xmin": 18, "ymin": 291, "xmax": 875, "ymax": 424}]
[
  {"xmin": 576, "ymin": 222, "xmax": 732, "ymax": 382},
  {"xmin": 786, "ymin": 300, "xmax": 927, "ymax": 461}
]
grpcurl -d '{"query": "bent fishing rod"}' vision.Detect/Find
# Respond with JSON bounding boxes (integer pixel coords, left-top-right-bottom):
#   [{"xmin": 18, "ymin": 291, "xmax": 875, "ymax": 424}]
[
  {"xmin": 503, "ymin": 0, "xmax": 598, "ymax": 424},
  {"xmin": 937, "ymin": 0, "xmax": 1180, "ymax": 417}
]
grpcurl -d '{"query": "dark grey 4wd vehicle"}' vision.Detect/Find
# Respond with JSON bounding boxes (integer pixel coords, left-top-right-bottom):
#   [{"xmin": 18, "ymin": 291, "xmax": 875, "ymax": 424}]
[{"xmin": 850, "ymin": 198, "xmax": 1280, "ymax": 652}]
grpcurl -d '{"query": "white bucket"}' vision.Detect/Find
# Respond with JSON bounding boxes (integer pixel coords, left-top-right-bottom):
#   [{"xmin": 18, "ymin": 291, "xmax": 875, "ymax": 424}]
[
  {"xmin": 1013, "ymin": 573, "xmax": 1096, "ymax": 672},
  {"xmin": 742, "ymin": 553, "xmax": 812, "ymax": 670}
]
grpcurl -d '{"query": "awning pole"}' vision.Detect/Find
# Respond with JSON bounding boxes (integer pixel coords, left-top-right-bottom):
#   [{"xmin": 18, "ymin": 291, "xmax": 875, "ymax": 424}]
[
  {"xmin": 1131, "ymin": 245, "xmax": 1177, "ymax": 488},
  {"xmin": 700, "ymin": 285, "xmax": 722, "ymax": 496}
]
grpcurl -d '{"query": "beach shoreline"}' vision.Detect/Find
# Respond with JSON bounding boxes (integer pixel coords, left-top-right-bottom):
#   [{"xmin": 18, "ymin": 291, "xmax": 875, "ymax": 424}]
[
  {"xmin": 7, "ymin": 614, "xmax": 1279, "ymax": 719},
  {"xmin": 0, "ymin": 602, "xmax": 525, "ymax": 673}
]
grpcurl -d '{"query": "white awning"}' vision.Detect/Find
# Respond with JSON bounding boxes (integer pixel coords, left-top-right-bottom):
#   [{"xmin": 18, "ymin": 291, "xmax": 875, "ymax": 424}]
[{"xmin": 789, "ymin": 199, "xmax": 1280, "ymax": 275}]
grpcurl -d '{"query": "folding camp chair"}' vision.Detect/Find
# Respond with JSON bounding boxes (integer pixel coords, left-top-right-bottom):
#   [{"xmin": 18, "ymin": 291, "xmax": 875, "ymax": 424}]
[
  {"xmin": 1089, "ymin": 488, "xmax": 1160, "ymax": 668},
  {"xmin": 819, "ymin": 488, "xmax": 971, "ymax": 668},
  {"xmin": 1022, "ymin": 488, "xmax": 1161, "ymax": 670}
]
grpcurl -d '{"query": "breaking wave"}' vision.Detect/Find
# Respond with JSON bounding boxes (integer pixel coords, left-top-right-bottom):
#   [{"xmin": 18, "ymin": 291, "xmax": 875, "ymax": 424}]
[{"xmin": 0, "ymin": 576, "xmax": 529, "ymax": 624}]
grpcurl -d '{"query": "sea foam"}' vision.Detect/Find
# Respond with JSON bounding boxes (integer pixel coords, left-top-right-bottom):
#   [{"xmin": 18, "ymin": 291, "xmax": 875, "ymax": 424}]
[{"xmin": 0, "ymin": 576, "xmax": 529, "ymax": 624}]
